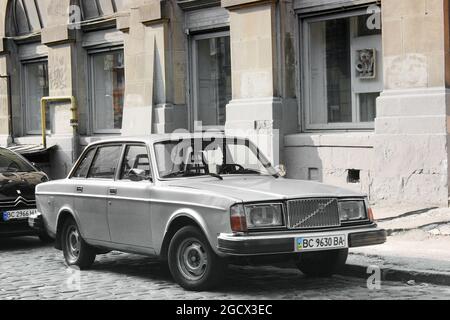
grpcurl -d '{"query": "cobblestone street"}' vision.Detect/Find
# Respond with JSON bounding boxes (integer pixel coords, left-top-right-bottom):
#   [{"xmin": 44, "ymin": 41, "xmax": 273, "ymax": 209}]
[{"xmin": 1, "ymin": 237, "xmax": 449, "ymax": 300}]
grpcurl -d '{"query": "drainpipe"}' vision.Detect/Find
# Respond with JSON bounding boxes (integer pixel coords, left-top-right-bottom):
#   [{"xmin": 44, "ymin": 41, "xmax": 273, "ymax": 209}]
[
  {"xmin": 0, "ymin": 74, "xmax": 13, "ymax": 145},
  {"xmin": 40, "ymin": 96, "xmax": 79, "ymax": 163}
]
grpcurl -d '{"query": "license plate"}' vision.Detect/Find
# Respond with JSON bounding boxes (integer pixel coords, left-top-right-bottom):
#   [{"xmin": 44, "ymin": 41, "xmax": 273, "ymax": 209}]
[
  {"xmin": 2, "ymin": 209, "xmax": 37, "ymax": 221},
  {"xmin": 295, "ymin": 234, "xmax": 347, "ymax": 252}
]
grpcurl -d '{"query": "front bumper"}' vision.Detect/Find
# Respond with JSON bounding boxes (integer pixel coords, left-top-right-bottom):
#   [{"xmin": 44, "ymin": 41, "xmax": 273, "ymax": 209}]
[{"xmin": 217, "ymin": 225, "xmax": 387, "ymax": 256}]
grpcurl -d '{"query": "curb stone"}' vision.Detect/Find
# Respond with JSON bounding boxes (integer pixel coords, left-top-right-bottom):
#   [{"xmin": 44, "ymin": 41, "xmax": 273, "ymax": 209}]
[{"xmin": 339, "ymin": 263, "xmax": 450, "ymax": 287}]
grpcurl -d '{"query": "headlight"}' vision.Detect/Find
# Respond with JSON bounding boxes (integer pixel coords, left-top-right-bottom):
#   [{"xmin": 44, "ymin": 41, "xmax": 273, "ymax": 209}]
[
  {"xmin": 338, "ymin": 201, "xmax": 366, "ymax": 222},
  {"xmin": 245, "ymin": 204, "xmax": 284, "ymax": 229}
]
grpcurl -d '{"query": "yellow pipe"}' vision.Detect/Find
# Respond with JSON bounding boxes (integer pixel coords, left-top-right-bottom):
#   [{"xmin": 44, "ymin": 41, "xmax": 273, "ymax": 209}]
[{"xmin": 40, "ymin": 96, "xmax": 78, "ymax": 148}]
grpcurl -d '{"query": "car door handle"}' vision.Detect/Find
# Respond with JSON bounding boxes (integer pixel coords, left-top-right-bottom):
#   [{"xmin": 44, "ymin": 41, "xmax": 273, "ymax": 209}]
[
  {"xmin": 109, "ymin": 188, "xmax": 118, "ymax": 195},
  {"xmin": 76, "ymin": 186, "xmax": 83, "ymax": 193}
]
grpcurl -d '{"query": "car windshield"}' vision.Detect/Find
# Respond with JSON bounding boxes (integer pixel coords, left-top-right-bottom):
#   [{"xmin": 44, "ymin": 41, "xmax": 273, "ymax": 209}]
[
  {"xmin": 154, "ymin": 137, "xmax": 277, "ymax": 179},
  {"xmin": 0, "ymin": 148, "xmax": 35, "ymax": 173}
]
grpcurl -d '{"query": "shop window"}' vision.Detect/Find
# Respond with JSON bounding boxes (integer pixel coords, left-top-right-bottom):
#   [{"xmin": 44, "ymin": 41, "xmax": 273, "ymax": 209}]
[
  {"xmin": 89, "ymin": 49, "xmax": 125, "ymax": 133},
  {"xmin": 302, "ymin": 10, "xmax": 382, "ymax": 130},
  {"xmin": 23, "ymin": 60, "xmax": 49, "ymax": 134},
  {"xmin": 191, "ymin": 31, "xmax": 232, "ymax": 130}
]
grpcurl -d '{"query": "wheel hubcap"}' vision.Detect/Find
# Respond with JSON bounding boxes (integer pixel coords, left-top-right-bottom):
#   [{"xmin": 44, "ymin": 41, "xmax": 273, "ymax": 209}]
[
  {"xmin": 177, "ymin": 238, "xmax": 208, "ymax": 281},
  {"xmin": 66, "ymin": 225, "xmax": 81, "ymax": 263}
]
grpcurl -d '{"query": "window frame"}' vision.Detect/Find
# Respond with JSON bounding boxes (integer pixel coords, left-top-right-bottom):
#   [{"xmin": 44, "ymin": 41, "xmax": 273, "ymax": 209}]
[
  {"xmin": 116, "ymin": 143, "xmax": 154, "ymax": 182},
  {"xmin": 21, "ymin": 58, "xmax": 50, "ymax": 135},
  {"xmin": 300, "ymin": 9, "xmax": 381, "ymax": 131},
  {"xmin": 188, "ymin": 30, "xmax": 231, "ymax": 132},
  {"xmin": 88, "ymin": 46, "xmax": 125, "ymax": 134}
]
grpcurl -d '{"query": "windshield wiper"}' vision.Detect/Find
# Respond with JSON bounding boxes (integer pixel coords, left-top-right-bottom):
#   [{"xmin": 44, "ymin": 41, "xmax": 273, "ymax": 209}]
[
  {"xmin": 162, "ymin": 170, "xmax": 223, "ymax": 180},
  {"xmin": 206, "ymin": 173, "xmax": 223, "ymax": 180}
]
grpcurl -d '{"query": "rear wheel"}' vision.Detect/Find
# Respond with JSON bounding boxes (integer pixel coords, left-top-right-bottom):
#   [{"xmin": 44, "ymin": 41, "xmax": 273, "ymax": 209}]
[
  {"xmin": 61, "ymin": 218, "xmax": 96, "ymax": 269},
  {"xmin": 168, "ymin": 226, "xmax": 227, "ymax": 291},
  {"xmin": 295, "ymin": 249, "xmax": 348, "ymax": 277}
]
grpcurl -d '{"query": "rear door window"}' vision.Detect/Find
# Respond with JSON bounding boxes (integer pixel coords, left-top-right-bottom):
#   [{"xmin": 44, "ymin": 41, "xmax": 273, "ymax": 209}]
[
  {"xmin": 88, "ymin": 145, "xmax": 123, "ymax": 180},
  {"xmin": 72, "ymin": 148, "xmax": 96, "ymax": 178}
]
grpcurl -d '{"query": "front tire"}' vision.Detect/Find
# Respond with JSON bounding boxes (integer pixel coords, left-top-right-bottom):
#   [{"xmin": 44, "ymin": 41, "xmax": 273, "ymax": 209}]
[
  {"xmin": 61, "ymin": 218, "xmax": 96, "ymax": 269},
  {"xmin": 168, "ymin": 226, "xmax": 227, "ymax": 291},
  {"xmin": 295, "ymin": 249, "xmax": 348, "ymax": 277}
]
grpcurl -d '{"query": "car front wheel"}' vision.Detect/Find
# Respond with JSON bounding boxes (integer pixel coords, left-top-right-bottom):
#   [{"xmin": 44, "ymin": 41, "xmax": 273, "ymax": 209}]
[
  {"xmin": 295, "ymin": 249, "xmax": 348, "ymax": 277},
  {"xmin": 168, "ymin": 226, "xmax": 227, "ymax": 291},
  {"xmin": 61, "ymin": 218, "xmax": 96, "ymax": 269}
]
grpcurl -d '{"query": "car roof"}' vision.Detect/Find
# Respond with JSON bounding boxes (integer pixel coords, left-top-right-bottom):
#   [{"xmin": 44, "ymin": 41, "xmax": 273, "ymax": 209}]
[{"xmin": 85, "ymin": 133, "xmax": 246, "ymax": 147}]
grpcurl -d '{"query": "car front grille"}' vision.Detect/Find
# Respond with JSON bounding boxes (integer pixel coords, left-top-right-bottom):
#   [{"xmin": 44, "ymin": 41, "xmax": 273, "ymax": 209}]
[
  {"xmin": 0, "ymin": 197, "xmax": 36, "ymax": 210},
  {"xmin": 286, "ymin": 198, "xmax": 341, "ymax": 229}
]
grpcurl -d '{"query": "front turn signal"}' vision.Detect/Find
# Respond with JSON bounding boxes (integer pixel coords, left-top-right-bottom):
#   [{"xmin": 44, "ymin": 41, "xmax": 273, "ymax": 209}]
[
  {"xmin": 230, "ymin": 204, "xmax": 247, "ymax": 232},
  {"xmin": 368, "ymin": 207, "xmax": 375, "ymax": 222}
]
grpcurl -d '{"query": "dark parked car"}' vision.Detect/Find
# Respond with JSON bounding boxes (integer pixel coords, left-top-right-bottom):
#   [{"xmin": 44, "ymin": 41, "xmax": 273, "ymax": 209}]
[{"xmin": 0, "ymin": 146, "xmax": 51, "ymax": 241}]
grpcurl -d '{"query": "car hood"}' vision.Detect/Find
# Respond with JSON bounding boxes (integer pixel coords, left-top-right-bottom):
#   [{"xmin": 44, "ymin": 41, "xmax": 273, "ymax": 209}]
[
  {"xmin": 167, "ymin": 176, "xmax": 364, "ymax": 203},
  {"xmin": 0, "ymin": 171, "xmax": 47, "ymax": 202}
]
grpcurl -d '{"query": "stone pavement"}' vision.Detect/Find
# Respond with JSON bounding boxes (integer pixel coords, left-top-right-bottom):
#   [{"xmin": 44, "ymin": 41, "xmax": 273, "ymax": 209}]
[{"xmin": 1, "ymin": 237, "xmax": 450, "ymax": 300}]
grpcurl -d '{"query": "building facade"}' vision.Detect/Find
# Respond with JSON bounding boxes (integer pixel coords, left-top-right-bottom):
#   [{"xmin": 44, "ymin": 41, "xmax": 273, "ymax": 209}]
[{"xmin": 0, "ymin": 0, "xmax": 449, "ymax": 207}]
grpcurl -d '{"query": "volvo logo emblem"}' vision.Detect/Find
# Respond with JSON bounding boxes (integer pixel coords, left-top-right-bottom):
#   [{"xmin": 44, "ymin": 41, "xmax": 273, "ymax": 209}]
[{"xmin": 318, "ymin": 203, "xmax": 326, "ymax": 215}]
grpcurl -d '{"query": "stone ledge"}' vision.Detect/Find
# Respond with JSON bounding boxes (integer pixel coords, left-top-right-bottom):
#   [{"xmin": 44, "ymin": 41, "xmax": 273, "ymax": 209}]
[
  {"xmin": 139, "ymin": 1, "xmax": 164, "ymax": 25},
  {"xmin": 116, "ymin": 14, "xmax": 130, "ymax": 32},
  {"xmin": 284, "ymin": 132, "xmax": 374, "ymax": 148},
  {"xmin": 0, "ymin": 38, "xmax": 6, "ymax": 54},
  {"xmin": 177, "ymin": 0, "xmax": 221, "ymax": 11},
  {"xmin": 41, "ymin": 25, "xmax": 75, "ymax": 45},
  {"xmin": 221, "ymin": 0, "xmax": 275, "ymax": 10}
]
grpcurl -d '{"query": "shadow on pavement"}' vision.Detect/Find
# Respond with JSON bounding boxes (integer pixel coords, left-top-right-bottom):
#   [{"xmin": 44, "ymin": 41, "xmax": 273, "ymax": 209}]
[
  {"xmin": 0, "ymin": 236, "xmax": 52, "ymax": 252},
  {"xmin": 88, "ymin": 252, "xmax": 343, "ymax": 294}
]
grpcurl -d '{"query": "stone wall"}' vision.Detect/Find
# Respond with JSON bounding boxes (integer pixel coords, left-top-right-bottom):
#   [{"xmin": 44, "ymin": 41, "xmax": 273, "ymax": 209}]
[{"xmin": 372, "ymin": 0, "xmax": 450, "ymax": 206}]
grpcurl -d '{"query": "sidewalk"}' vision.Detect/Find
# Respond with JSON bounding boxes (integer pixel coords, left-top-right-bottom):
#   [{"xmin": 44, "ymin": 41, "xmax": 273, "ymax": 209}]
[{"xmin": 341, "ymin": 207, "xmax": 450, "ymax": 286}]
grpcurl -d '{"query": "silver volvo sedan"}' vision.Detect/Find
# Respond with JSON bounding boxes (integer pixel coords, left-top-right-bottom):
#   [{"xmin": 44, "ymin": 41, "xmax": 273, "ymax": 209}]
[{"xmin": 34, "ymin": 133, "xmax": 386, "ymax": 291}]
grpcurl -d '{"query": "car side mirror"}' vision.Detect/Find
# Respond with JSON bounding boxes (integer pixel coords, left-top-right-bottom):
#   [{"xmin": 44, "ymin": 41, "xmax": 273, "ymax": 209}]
[
  {"xmin": 275, "ymin": 164, "xmax": 287, "ymax": 177},
  {"xmin": 128, "ymin": 168, "xmax": 150, "ymax": 182}
]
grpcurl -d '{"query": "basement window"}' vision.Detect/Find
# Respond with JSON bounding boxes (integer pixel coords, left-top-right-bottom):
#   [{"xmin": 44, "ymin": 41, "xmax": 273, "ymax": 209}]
[
  {"xmin": 308, "ymin": 168, "xmax": 320, "ymax": 181},
  {"xmin": 347, "ymin": 169, "xmax": 361, "ymax": 184}
]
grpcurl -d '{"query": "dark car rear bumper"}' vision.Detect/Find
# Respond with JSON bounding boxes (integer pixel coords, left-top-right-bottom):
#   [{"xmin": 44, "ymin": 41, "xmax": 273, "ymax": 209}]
[
  {"xmin": 0, "ymin": 220, "xmax": 38, "ymax": 238},
  {"xmin": 217, "ymin": 227, "xmax": 387, "ymax": 256},
  {"xmin": 0, "ymin": 206, "xmax": 41, "ymax": 238}
]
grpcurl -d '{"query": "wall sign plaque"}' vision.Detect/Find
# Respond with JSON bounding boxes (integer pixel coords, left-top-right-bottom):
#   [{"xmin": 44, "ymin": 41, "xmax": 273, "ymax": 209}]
[{"xmin": 356, "ymin": 48, "xmax": 376, "ymax": 79}]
